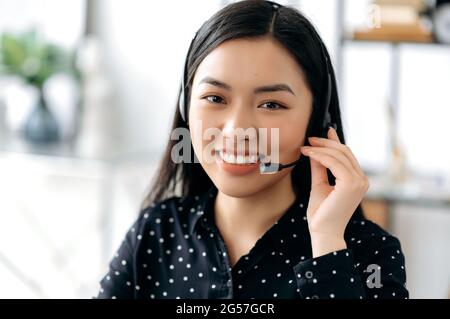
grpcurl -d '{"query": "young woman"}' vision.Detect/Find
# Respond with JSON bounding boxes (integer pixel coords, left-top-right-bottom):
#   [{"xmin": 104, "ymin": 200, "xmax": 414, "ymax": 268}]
[{"xmin": 97, "ymin": 0, "xmax": 408, "ymax": 299}]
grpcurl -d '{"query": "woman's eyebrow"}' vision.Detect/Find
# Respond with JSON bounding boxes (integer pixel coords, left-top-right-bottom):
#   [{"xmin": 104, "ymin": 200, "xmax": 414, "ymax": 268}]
[
  {"xmin": 255, "ymin": 83, "xmax": 296, "ymax": 96},
  {"xmin": 199, "ymin": 76, "xmax": 232, "ymax": 90},
  {"xmin": 198, "ymin": 76, "xmax": 296, "ymax": 96}
]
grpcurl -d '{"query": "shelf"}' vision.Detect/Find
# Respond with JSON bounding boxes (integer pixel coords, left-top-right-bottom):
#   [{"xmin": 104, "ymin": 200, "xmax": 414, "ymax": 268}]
[
  {"xmin": 365, "ymin": 174, "xmax": 450, "ymax": 208},
  {"xmin": 341, "ymin": 36, "xmax": 450, "ymax": 46},
  {"xmin": 350, "ymin": 25, "xmax": 433, "ymax": 44},
  {"xmin": 0, "ymin": 132, "xmax": 159, "ymax": 165}
]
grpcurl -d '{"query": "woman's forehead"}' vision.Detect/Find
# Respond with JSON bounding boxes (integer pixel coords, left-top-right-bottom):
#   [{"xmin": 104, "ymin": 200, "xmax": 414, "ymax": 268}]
[{"xmin": 193, "ymin": 37, "xmax": 307, "ymax": 89}]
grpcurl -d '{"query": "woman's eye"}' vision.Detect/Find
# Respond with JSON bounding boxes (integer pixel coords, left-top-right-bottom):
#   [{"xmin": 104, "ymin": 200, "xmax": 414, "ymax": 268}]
[
  {"xmin": 204, "ymin": 95, "xmax": 224, "ymax": 104},
  {"xmin": 259, "ymin": 102, "xmax": 286, "ymax": 110}
]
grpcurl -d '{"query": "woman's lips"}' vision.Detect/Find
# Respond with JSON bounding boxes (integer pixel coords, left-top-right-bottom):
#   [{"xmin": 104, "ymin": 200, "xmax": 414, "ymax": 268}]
[{"xmin": 215, "ymin": 150, "xmax": 262, "ymax": 176}]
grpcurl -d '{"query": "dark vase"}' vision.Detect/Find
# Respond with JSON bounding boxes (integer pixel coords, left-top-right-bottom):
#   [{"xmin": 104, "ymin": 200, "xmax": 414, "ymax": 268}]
[{"xmin": 24, "ymin": 89, "xmax": 59, "ymax": 143}]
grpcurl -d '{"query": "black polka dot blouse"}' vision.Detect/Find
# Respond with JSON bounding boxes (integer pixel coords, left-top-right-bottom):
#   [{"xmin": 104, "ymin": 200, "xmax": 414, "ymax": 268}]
[{"xmin": 97, "ymin": 186, "xmax": 409, "ymax": 299}]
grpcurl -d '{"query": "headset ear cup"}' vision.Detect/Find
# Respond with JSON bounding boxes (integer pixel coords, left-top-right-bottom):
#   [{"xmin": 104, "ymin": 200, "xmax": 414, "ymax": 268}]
[
  {"xmin": 179, "ymin": 86, "xmax": 186, "ymax": 122},
  {"xmin": 179, "ymin": 32, "xmax": 196, "ymax": 125}
]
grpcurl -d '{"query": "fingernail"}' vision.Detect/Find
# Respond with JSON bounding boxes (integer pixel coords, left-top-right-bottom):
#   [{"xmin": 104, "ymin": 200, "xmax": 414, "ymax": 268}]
[{"xmin": 328, "ymin": 124, "xmax": 337, "ymax": 133}]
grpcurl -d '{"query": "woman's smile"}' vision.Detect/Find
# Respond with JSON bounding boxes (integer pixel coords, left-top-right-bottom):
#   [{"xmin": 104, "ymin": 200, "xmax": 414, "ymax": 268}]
[{"xmin": 215, "ymin": 149, "xmax": 262, "ymax": 175}]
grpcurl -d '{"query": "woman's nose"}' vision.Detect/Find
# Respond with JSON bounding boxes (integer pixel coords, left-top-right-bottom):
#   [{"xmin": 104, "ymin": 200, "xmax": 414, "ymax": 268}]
[{"xmin": 220, "ymin": 106, "xmax": 258, "ymax": 148}]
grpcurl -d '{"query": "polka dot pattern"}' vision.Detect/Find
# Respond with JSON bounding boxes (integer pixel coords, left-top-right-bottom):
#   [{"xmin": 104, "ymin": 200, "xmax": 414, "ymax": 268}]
[{"xmin": 96, "ymin": 187, "xmax": 408, "ymax": 299}]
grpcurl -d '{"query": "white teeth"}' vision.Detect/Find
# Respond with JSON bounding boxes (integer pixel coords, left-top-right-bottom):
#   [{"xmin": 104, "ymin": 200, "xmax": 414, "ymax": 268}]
[
  {"xmin": 226, "ymin": 153, "xmax": 234, "ymax": 163},
  {"xmin": 217, "ymin": 151, "xmax": 259, "ymax": 164}
]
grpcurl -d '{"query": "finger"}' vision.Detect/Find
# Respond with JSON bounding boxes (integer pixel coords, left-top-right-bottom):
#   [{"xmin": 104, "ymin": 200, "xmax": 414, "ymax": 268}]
[
  {"xmin": 302, "ymin": 146, "xmax": 359, "ymax": 179},
  {"xmin": 327, "ymin": 126, "xmax": 339, "ymax": 141},
  {"xmin": 327, "ymin": 127, "xmax": 364, "ymax": 176},
  {"xmin": 309, "ymin": 152, "xmax": 329, "ymax": 187},
  {"xmin": 308, "ymin": 132, "xmax": 365, "ymax": 177},
  {"xmin": 302, "ymin": 148, "xmax": 354, "ymax": 182}
]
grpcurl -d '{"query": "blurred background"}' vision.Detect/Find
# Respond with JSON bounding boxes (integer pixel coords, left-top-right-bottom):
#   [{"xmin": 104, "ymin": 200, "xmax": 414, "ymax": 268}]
[{"xmin": 0, "ymin": 0, "xmax": 449, "ymax": 299}]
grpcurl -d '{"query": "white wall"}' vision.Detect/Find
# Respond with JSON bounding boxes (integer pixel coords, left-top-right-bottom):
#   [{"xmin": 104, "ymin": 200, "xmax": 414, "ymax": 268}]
[
  {"xmin": 93, "ymin": 0, "xmax": 223, "ymax": 153},
  {"xmin": 391, "ymin": 204, "xmax": 450, "ymax": 299},
  {"xmin": 0, "ymin": 0, "xmax": 84, "ymax": 48}
]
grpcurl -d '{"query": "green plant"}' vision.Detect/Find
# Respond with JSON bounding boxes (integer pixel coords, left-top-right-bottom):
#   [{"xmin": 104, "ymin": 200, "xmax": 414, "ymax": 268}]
[{"xmin": 0, "ymin": 29, "xmax": 79, "ymax": 90}]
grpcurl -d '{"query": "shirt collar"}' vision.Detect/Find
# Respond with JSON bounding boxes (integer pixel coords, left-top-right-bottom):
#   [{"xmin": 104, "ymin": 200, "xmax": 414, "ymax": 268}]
[
  {"xmin": 187, "ymin": 186, "xmax": 309, "ymax": 244},
  {"xmin": 187, "ymin": 186, "xmax": 218, "ymax": 235},
  {"xmin": 265, "ymin": 195, "xmax": 309, "ymax": 245}
]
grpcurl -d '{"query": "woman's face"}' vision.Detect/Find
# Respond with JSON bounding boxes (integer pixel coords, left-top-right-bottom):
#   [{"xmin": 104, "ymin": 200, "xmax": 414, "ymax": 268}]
[{"xmin": 189, "ymin": 36, "xmax": 313, "ymax": 197}]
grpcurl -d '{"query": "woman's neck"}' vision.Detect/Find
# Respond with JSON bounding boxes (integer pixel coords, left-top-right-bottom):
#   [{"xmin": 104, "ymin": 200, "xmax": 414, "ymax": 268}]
[{"xmin": 214, "ymin": 174, "xmax": 297, "ymax": 241}]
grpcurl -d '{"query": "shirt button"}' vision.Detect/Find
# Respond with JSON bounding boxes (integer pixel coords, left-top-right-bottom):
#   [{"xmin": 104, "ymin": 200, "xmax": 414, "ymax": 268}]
[
  {"xmin": 311, "ymin": 295, "xmax": 319, "ymax": 299},
  {"xmin": 305, "ymin": 271, "xmax": 313, "ymax": 279},
  {"xmin": 226, "ymin": 279, "xmax": 232, "ymax": 287}
]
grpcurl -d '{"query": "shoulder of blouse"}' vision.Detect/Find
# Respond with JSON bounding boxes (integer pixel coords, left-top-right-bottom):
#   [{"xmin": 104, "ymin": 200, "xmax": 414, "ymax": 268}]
[{"xmin": 130, "ymin": 190, "xmax": 214, "ymax": 243}]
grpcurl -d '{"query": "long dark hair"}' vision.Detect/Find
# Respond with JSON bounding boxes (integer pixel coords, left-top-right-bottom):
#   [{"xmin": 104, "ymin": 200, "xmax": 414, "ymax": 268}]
[{"xmin": 142, "ymin": 0, "xmax": 364, "ymax": 219}]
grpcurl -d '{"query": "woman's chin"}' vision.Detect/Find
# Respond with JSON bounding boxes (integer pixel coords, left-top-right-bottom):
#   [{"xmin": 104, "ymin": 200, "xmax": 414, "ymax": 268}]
[{"xmin": 208, "ymin": 169, "xmax": 288, "ymax": 198}]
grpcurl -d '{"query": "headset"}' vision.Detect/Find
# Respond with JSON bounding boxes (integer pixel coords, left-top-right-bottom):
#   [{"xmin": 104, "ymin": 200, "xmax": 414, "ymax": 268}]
[{"xmin": 178, "ymin": 1, "xmax": 337, "ymax": 174}]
